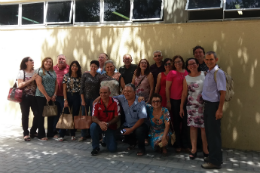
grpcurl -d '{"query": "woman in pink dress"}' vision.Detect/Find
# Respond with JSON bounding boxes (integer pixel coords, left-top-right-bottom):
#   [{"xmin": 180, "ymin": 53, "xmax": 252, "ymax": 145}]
[
  {"xmin": 132, "ymin": 59, "xmax": 154, "ymax": 103},
  {"xmin": 155, "ymin": 58, "xmax": 173, "ymax": 107}
]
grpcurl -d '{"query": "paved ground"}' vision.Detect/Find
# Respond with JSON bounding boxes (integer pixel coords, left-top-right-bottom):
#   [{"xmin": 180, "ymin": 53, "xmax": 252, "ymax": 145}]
[{"xmin": 0, "ymin": 124, "xmax": 259, "ymax": 173}]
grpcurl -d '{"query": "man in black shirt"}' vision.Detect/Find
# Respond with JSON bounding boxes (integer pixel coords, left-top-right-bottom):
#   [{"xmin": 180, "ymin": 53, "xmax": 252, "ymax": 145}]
[
  {"xmin": 150, "ymin": 50, "xmax": 165, "ymax": 89},
  {"xmin": 193, "ymin": 46, "xmax": 208, "ymax": 71},
  {"xmin": 119, "ymin": 54, "xmax": 137, "ymax": 84}
]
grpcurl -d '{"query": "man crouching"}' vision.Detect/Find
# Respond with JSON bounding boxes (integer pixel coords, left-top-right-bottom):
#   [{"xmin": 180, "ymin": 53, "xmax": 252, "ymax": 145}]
[{"xmin": 90, "ymin": 86, "xmax": 120, "ymax": 156}]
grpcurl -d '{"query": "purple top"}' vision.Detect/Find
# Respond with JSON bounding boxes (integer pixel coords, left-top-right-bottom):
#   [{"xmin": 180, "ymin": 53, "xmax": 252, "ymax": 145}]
[{"xmin": 202, "ymin": 65, "xmax": 226, "ymax": 102}]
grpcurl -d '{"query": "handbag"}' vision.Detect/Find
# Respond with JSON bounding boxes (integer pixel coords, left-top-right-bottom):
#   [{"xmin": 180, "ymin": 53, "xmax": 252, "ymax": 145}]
[
  {"xmin": 42, "ymin": 101, "xmax": 57, "ymax": 117},
  {"xmin": 74, "ymin": 106, "xmax": 92, "ymax": 129},
  {"xmin": 56, "ymin": 107, "xmax": 74, "ymax": 129},
  {"xmin": 7, "ymin": 71, "xmax": 25, "ymax": 103}
]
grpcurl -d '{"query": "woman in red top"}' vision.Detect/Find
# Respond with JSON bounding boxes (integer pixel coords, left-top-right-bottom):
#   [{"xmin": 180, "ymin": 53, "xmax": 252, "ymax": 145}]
[
  {"xmin": 155, "ymin": 58, "xmax": 172, "ymax": 107},
  {"xmin": 166, "ymin": 55, "xmax": 190, "ymax": 153}
]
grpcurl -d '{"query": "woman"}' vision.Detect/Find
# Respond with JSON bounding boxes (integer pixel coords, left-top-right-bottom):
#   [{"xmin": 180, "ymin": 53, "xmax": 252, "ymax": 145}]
[
  {"xmin": 166, "ymin": 55, "xmax": 190, "ymax": 152},
  {"xmin": 155, "ymin": 58, "xmax": 173, "ymax": 107},
  {"xmin": 180, "ymin": 58, "xmax": 209, "ymax": 159},
  {"xmin": 99, "ymin": 60, "xmax": 125, "ymax": 96},
  {"xmin": 55, "ymin": 61, "xmax": 82, "ymax": 141},
  {"xmin": 132, "ymin": 59, "xmax": 154, "ymax": 103},
  {"xmin": 79, "ymin": 60, "xmax": 100, "ymax": 141},
  {"xmin": 17, "ymin": 57, "xmax": 38, "ymax": 141},
  {"xmin": 35, "ymin": 57, "xmax": 58, "ymax": 141},
  {"xmin": 147, "ymin": 94, "xmax": 172, "ymax": 154}
]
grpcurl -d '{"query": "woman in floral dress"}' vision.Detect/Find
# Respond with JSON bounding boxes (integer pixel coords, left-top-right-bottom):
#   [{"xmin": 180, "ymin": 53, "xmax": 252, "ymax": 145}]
[
  {"xmin": 147, "ymin": 94, "xmax": 172, "ymax": 154},
  {"xmin": 180, "ymin": 58, "xmax": 209, "ymax": 160}
]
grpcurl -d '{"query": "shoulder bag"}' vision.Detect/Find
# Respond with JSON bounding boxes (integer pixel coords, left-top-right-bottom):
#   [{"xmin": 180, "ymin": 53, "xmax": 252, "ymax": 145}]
[
  {"xmin": 42, "ymin": 101, "xmax": 57, "ymax": 117},
  {"xmin": 7, "ymin": 71, "xmax": 25, "ymax": 103},
  {"xmin": 74, "ymin": 106, "xmax": 92, "ymax": 129}
]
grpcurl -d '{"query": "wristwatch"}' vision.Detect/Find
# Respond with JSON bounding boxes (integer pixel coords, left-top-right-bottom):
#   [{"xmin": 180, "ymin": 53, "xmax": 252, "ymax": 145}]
[
  {"xmin": 106, "ymin": 123, "xmax": 109, "ymax": 126},
  {"xmin": 64, "ymin": 98, "xmax": 67, "ymax": 101}
]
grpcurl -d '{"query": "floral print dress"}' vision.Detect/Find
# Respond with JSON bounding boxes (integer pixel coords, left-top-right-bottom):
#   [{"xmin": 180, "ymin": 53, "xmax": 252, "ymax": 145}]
[
  {"xmin": 147, "ymin": 104, "xmax": 172, "ymax": 150},
  {"xmin": 185, "ymin": 72, "xmax": 205, "ymax": 128}
]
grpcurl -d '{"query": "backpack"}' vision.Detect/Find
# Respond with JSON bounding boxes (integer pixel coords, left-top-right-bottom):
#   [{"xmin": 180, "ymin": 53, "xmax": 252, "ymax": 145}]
[{"xmin": 214, "ymin": 69, "xmax": 234, "ymax": 102}]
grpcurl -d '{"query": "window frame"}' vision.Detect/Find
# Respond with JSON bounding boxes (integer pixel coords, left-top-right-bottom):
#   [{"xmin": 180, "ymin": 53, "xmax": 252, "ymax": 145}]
[
  {"xmin": 224, "ymin": 0, "xmax": 260, "ymax": 11},
  {"xmin": 0, "ymin": 3, "xmax": 20, "ymax": 27},
  {"xmin": 45, "ymin": 0, "xmax": 73, "ymax": 25},
  {"xmin": 131, "ymin": 0, "xmax": 164, "ymax": 21},
  {"xmin": 20, "ymin": 1, "xmax": 45, "ymax": 26},
  {"xmin": 185, "ymin": 0, "xmax": 223, "ymax": 11}
]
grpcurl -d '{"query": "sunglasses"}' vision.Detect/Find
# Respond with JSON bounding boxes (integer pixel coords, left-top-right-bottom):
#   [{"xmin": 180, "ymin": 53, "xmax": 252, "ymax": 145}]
[
  {"xmin": 154, "ymin": 55, "xmax": 161, "ymax": 57},
  {"xmin": 29, "ymin": 59, "xmax": 34, "ymax": 62},
  {"xmin": 152, "ymin": 100, "xmax": 161, "ymax": 103},
  {"xmin": 164, "ymin": 63, "xmax": 171, "ymax": 66}
]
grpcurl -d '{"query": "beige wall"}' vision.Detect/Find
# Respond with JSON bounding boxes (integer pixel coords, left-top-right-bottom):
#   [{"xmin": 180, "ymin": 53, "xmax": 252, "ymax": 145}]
[{"xmin": 1, "ymin": 20, "xmax": 260, "ymax": 151}]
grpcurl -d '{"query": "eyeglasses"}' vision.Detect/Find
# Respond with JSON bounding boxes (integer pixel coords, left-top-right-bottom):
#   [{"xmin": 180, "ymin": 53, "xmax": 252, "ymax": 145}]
[
  {"xmin": 174, "ymin": 61, "xmax": 182, "ymax": 64},
  {"xmin": 164, "ymin": 63, "xmax": 171, "ymax": 66},
  {"xmin": 29, "ymin": 59, "xmax": 34, "ymax": 62},
  {"xmin": 188, "ymin": 63, "xmax": 197, "ymax": 66},
  {"xmin": 140, "ymin": 62, "xmax": 147, "ymax": 64},
  {"xmin": 154, "ymin": 55, "xmax": 161, "ymax": 57},
  {"xmin": 98, "ymin": 57, "xmax": 105, "ymax": 59},
  {"xmin": 152, "ymin": 100, "xmax": 161, "ymax": 103}
]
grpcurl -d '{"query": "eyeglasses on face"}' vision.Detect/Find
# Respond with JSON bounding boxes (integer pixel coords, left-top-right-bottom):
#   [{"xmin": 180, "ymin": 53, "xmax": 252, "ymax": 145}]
[
  {"xmin": 154, "ymin": 55, "xmax": 161, "ymax": 57},
  {"xmin": 29, "ymin": 59, "xmax": 34, "ymax": 62},
  {"xmin": 152, "ymin": 100, "xmax": 161, "ymax": 103},
  {"xmin": 164, "ymin": 63, "xmax": 171, "ymax": 66},
  {"xmin": 188, "ymin": 63, "xmax": 197, "ymax": 66}
]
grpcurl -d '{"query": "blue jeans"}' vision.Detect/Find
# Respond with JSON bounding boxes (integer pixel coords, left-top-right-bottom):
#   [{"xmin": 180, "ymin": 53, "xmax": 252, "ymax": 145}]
[
  {"xmin": 59, "ymin": 92, "xmax": 81, "ymax": 138},
  {"xmin": 54, "ymin": 96, "xmax": 64, "ymax": 134},
  {"xmin": 90, "ymin": 123, "xmax": 117, "ymax": 152},
  {"xmin": 81, "ymin": 99, "xmax": 94, "ymax": 137}
]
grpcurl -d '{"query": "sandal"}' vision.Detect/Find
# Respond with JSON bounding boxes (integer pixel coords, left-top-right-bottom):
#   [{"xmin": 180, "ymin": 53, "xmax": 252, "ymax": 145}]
[
  {"xmin": 162, "ymin": 147, "xmax": 167, "ymax": 155},
  {"xmin": 38, "ymin": 137, "xmax": 48, "ymax": 141},
  {"xmin": 24, "ymin": 136, "xmax": 31, "ymax": 141},
  {"xmin": 127, "ymin": 145, "xmax": 136, "ymax": 151},
  {"xmin": 78, "ymin": 137, "xmax": 86, "ymax": 142},
  {"xmin": 30, "ymin": 133, "xmax": 38, "ymax": 138},
  {"xmin": 189, "ymin": 151, "xmax": 197, "ymax": 160},
  {"xmin": 53, "ymin": 135, "xmax": 59, "ymax": 140},
  {"xmin": 175, "ymin": 148, "xmax": 181, "ymax": 153},
  {"xmin": 136, "ymin": 150, "xmax": 146, "ymax": 156},
  {"xmin": 56, "ymin": 137, "xmax": 64, "ymax": 142},
  {"xmin": 71, "ymin": 136, "xmax": 76, "ymax": 141}
]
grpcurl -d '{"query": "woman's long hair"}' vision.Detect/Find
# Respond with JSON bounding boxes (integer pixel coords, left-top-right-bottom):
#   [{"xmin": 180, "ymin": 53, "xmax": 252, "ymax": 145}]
[
  {"xmin": 135, "ymin": 59, "xmax": 150, "ymax": 77},
  {"xmin": 41, "ymin": 57, "xmax": 54, "ymax": 76},
  {"xmin": 69, "ymin": 61, "xmax": 82, "ymax": 78},
  {"xmin": 20, "ymin": 57, "xmax": 30, "ymax": 70}
]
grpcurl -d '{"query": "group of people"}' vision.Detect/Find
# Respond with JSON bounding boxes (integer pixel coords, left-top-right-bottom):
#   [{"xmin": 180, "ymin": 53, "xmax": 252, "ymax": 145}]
[{"xmin": 17, "ymin": 45, "xmax": 226, "ymax": 169}]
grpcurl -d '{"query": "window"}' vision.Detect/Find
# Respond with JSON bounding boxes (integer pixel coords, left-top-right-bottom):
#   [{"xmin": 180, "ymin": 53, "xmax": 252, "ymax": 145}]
[
  {"xmin": 224, "ymin": 0, "xmax": 260, "ymax": 19},
  {"xmin": 186, "ymin": 0, "xmax": 223, "ymax": 21},
  {"xmin": 0, "ymin": 4, "xmax": 19, "ymax": 25},
  {"xmin": 46, "ymin": 1, "xmax": 73, "ymax": 24},
  {"xmin": 132, "ymin": 0, "xmax": 163, "ymax": 21},
  {"xmin": 21, "ymin": 2, "xmax": 44, "ymax": 25},
  {"xmin": 186, "ymin": 0, "xmax": 223, "ymax": 10},
  {"xmin": 74, "ymin": 0, "xmax": 100, "ymax": 23},
  {"xmin": 104, "ymin": 0, "xmax": 131, "ymax": 22}
]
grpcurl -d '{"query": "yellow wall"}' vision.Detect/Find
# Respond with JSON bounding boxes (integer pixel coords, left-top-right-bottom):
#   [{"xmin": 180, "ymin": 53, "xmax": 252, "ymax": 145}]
[{"xmin": 1, "ymin": 20, "xmax": 260, "ymax": 151}]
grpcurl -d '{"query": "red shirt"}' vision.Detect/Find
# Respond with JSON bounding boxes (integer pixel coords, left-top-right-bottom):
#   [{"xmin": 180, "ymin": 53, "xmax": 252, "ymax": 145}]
[
  {"xmin": 92, "ymin": 97, "xmax": 120, "ymax": 130},
  {"xmin": 166, "ymin": 70, "xmax": 188, "ymax": 100},
  {"xmin": 54, "ymin": 64, "xmax": 70, "ymax": 96}
]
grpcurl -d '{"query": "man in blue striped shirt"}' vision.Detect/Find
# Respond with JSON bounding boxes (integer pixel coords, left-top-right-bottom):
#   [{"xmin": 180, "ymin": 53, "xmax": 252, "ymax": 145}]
[{"xmin": 201, "ymin": 51, "xmax": 226, "ymax": 169}]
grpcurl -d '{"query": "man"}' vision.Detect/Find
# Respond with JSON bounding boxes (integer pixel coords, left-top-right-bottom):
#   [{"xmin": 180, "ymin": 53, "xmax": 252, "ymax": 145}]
[
  {"xmin": 97, "ymin": 53, "xmax": 117, "ymax": 74},
  {"xmin": 114, "ymin": 84, "xmax": 148, "ymax": 156},
  {"xmin": 193, "ymin": 46, "xmax": 208, "ymax": 71},
  {"xmin": 90, "ymin": 86, "xmax": 120, "ymax": 156},
  {"xmin": 201, "ymin": 51, "xmax": 226, "ymax": 169},
  {"xmin": 150, "ymin": 50, "xmax": 165, "ymax": 89},
  {"xmin": 53, "ymin": 54, "xmax": 69, "ymax": 135},
  {"xmin": 119, "ymin": 54, "xmax": 137, "ymax": 84}
]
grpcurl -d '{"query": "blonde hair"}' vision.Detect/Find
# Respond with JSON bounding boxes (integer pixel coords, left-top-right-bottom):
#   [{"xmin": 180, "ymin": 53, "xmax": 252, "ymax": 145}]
[{"xmin": 41, "ymin": 57, "xmax": 54, "ymax": 75}]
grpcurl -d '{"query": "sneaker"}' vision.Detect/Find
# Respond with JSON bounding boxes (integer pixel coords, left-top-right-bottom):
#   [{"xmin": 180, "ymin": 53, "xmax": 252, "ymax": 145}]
[
  {"xmin": 201, "ymin": 162, "xmax": 221, "ymax": 169},
  {"xmin": 91, "ymin": 148, "xmax": 100, "ymax": 156},
  {"xmin": 71, "ymin": 136, "xmax": 77, "ymax": 141},
  {"xmin": 55, "ymin": 137, "xmax": 64, "ymax": 142}
]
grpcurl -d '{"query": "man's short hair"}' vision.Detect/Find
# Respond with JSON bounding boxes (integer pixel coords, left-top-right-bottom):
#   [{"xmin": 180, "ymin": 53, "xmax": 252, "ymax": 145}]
[
  {"xmin": 57, "ymin": 54, "xmax": 66, "ymax": 59},
  {"xmin": 193, "ymin": 46, "xmax": 205, "ymax": 55},
  {"xmin": 205, "ymin": 51, "xmax": 217, "ymax": 59},
  {"xmin": 153, "ymin": 50, "xmax": 162, "ymax": 56},
  {"xmin": 100, "ymin": 53, "xmax": 109, "ymax": 60},
  {"xmin": 100, "ymin": 86, "xmax": 110, "ymax": 92},
  {"xmin": 125, "ymin": 83, "xmax": 136, "ymax": 92},
  {"xmin": 123, "ymin": 54, "xmax": 132, "ymax": 60}
]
